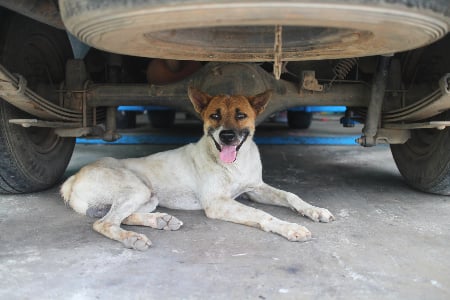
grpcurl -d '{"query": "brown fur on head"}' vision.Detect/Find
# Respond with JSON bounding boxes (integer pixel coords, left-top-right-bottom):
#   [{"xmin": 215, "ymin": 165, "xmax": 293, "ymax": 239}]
[
  {"xmin": 188, "ymin": 87, "xmax": 272, "ymax": 133},
  {"xmin": 188, "ymin": 87, "xmax": 272, "ymax": 163}
]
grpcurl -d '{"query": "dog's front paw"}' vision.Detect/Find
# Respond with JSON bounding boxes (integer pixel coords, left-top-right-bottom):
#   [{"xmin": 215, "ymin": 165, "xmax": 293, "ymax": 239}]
[
  {"xmin": 302, "ymin": 207, "xmax": 335, "ymax": 223},
  {"xmin": 282, "ymin": 223, "xmax": 312, "ymax": 242},
  {"xmin": 156, "ymin": 214, "xmax": 183, "ymax": 231},
  {"xmin": 122, "ymin": 232, "xmax": 152, "ymax": 251}
]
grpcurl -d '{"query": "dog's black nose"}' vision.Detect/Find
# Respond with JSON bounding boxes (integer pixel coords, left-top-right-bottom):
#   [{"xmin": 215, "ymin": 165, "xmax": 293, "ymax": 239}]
[{"xmin": 219, "ymin": 130, "xmax": 236, "ymax": 144}]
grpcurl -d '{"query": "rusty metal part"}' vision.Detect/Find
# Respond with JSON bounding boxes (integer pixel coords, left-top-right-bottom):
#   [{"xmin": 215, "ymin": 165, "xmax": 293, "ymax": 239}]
[
  {"xmin": 85, "ymin": 62, "xmax": 372, "ymax": 124},
  {"xmin": 361, "ymin": 55, "xmax": 392, "ymax": 147},
  {"xmin": 300, "ymin": 71, "xmax": 323, "ymax": 92},
  {"xmin": 383, "ymin": 74, "xmax": 450, "ymax": 122},
  {"xmin": 328, "ymin": 58, "xmax": 359, "ymax": 88},
  {"xmin": 60, "ymin": 0, "xmax": 449, "ymax": 61},
  {"xmin": 55, "ymin": 127, "xmax": 95, "ymax": 137},
  {"xmin": 0, "ymin": 64, "xmax": 82, "ymax": 121},
  {"xmin": 8, "ymin": 119, "xmax": 80, "ymax": 128},
  {"xmin": 0, "ymin": 0, "xmax": 65, "ymax": 29},
  {"xmin": 4, "ymin": 61, "xmax": 450, "ymax": 139},
  {"xmin": 383, "ymin": 121, "xmax": 450, "ymax": 130},
  {"xmin": 356, "ymin": 128, "xmax": 411, "ymax": 145},
  {"xmin": 332, "ymin": 58, "xmax": 358, "ymax": 80},
  {"xmin": 146, "ymin": 59, "xmax": 203, "ymax": 85},
  {"xmin": 165, "ymin": 60, "xmax": 182, "ymax": 73},
  {"xmin": 103, "ymin": 107, "xmax": 121, "ymax": 142},
  {"xmin": 273, "ymin": 25, "xmax": 283, "ymax": 80}
]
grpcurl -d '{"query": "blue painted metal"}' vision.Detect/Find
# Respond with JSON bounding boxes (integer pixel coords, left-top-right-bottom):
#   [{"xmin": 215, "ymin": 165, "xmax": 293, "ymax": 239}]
[
  {"xmin": 288, "ymin": 106, "xmax": 347, "ymax": 113},
  {"xmin": 117, "ymin": 106, "xmax": 147, "ymax": 112},
  {"xmin": 118, "ymin": 106, "xmax": 174, "ymax": 112},
  {"xmin": 119, "ymin": 106, "xmax": 347, "ymax": 113},
  {"xmin": 77, "ymin": 135, "xmax": 358, "ymax": 145},
  {"xmin": 340, "ymin": 116, "xmax": 360, "ymax": 127}
]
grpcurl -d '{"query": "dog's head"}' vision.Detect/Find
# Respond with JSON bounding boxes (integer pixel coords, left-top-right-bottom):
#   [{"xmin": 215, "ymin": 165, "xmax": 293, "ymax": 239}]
[{"xmin": 188, "ymin": 87, "xmax": 272, "ymax": 164}]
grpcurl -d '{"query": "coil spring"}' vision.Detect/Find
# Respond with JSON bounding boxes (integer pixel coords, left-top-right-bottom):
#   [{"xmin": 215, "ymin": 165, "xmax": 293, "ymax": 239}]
[{"xmin": 332, "ymin": 58, "xmax": 358, "ymax": 80}]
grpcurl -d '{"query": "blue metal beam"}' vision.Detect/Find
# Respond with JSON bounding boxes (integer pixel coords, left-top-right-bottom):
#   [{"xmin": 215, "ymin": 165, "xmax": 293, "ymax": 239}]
[{"xmin": 77, "ymin": 135, "xmax": 358, "ymax": 145}]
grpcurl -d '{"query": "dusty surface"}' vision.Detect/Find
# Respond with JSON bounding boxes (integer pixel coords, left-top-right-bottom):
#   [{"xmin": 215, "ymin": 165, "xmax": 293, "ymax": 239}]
[{"xmin": 1, "ymin": 122, "xmax": 450, "ymax": 299}]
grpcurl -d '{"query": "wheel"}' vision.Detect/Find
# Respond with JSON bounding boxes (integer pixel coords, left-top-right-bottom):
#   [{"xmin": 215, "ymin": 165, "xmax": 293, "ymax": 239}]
[
  {"xmin": 287, "ymin": 111, "xmax": 312, "ymax": 129},
  {"xmin": 0, "ymin": 102, "xmax": 75, "ymax": 194},
  {"xmin": 60, "ymin": 0, "xmax": 449, "ymax": 61},
  {"xmin": 390, "ymin": 112, "xmax": 450, "ymax": 195},
  {"xmin": 0, "ymin": 13, "xmax": 75, "ymax": 194},
  {"xmin": 148, "ymin": 110, "xmax": 176, "ymax": 128}
]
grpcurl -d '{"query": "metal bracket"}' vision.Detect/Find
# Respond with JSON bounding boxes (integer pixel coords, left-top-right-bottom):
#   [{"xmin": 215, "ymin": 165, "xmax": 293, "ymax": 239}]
[
  {"xmin": 300, "ymin": 71, "xmax": 324, "ymax": 92},
  {"xmin": 356, "ymin": 121, "xmax": 450, "ymax": 146},
  {"xmin": 55, "ymin": 125, "xmax": 105, "ymax": 138},
  {"xmin": 383, "ymin": 121, "xmax": 450, "ymax": 130},
  {"xmin": 8, "ymin": 119, "xmax": 81, "ymax": 128},
  {"xmin": 273, "ymin": 25, "xmax": 283, "ymax": 80},
  {"xmin": 7, "ymin": 118, "xmax": 112, "ymax": 140},
  {"xmin": 357, "ymin": 128, "xmax": 410, "ymax": 145}
]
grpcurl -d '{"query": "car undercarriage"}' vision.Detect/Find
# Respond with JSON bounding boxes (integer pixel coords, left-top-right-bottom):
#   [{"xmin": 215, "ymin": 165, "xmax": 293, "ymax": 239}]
[{"xmin": 0, "ymin": 0, "xmax": 449, "ymax": 194}]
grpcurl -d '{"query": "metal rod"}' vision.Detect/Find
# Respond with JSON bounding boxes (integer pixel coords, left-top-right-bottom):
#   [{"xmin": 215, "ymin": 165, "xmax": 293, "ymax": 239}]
[
  {"xmin": 103, "ymin": 106, "xmax": 120, "ymax": 142},
  {"xmin": 360, "ymin": 55, "xmax": 392, "ymax": 146}
]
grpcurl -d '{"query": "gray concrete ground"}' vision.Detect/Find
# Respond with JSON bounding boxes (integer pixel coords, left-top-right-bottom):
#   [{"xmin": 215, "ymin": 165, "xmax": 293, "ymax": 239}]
[{"xmin": 1, "ymin": 120, "xmax": 450, "ymax": 299}]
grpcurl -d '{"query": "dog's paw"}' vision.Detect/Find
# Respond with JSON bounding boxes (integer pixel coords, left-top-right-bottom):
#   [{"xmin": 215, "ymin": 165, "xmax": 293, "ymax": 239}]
[
  {"xmin": 156, "ymin": 214, "xmax": 183, "ymax": 231},
  {"xmin": 283, "ymin": 223, "xmax": 312, "ymax": 242},
  {"xmin": 302, "ymin": 207, "xmax": 335, "ymax": 223},
  {"xmin": 122, "ymin": 233, "xmax": 152, "ymax": 251}
]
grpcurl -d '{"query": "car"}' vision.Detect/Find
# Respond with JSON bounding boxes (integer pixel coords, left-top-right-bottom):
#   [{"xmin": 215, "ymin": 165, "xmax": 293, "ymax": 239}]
[{"xmin": 0, "ymin": 0, "xmax": 449, "ymax": 195}]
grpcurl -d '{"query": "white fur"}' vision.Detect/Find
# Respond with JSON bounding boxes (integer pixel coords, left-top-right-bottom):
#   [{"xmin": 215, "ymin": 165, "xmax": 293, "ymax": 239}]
[{"xmin": 61, "ymin": 112, "xmax": 334, "ymax": 250}]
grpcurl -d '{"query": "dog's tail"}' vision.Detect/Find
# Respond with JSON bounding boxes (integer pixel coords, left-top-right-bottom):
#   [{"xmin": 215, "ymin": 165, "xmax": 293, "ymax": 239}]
[{"xmin": 60, "ymin": 175, "xmax": 76, "ymax": 205}]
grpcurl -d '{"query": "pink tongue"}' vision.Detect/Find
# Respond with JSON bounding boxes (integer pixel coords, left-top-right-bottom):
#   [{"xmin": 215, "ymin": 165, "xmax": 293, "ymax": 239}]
[{"xmin": 220, "ymin": 145, "xmax": 237, "ymax": 163}]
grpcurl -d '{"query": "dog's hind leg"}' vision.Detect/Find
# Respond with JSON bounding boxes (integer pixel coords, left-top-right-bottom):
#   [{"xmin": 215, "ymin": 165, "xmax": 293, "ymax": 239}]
[
  {"xmin": 122, "ymin": 212, "xmax": 183, "ymax": 230},
  {"xmin": 93, "ymin": 184, "xmax": 154, "ymax": 251},
  {"xmin": 246, "ymin": 183, "xmax": 335, "ymax": 223}
]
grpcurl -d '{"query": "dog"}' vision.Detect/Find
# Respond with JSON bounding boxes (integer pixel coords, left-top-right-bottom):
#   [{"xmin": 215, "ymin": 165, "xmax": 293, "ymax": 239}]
[{"xmin": 61, "ymin": 87, "xmax": 335, "ymax": 250}]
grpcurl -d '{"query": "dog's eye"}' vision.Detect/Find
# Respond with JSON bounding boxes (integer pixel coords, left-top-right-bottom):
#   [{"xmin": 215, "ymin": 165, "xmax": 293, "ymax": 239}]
[
  {"xmin": 210, "ymin": 113, "xmax": 221, "ymax": 121},
  {"xmin": 236, "ymin": 112, "xmax": 247, "ymax": 120}
]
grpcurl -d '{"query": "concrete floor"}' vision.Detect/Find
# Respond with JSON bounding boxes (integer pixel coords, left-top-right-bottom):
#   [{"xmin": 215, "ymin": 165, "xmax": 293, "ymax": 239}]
[{"xmin": 1, "ymin": 121, "xmax": 450, "ymax": 299}]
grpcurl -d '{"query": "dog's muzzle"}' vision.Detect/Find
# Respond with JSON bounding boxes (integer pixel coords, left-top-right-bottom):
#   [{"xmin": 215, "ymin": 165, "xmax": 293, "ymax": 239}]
[{"xmin": 209, "ymin": 128, "xmax": 249, "ymax": 164}]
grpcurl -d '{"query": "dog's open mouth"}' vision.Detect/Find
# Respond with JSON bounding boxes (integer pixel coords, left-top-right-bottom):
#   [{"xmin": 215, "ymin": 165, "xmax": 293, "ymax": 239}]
[
  {"xmin": 218, "ymin": 144, "xmax": 239, "ymax": 164},
  {"xmin": 209, "ymin": 131, "xmax": 249, "ymax": 164}
]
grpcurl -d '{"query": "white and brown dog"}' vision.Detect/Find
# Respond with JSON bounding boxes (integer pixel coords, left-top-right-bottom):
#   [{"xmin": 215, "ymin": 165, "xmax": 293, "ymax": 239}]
[{"xmin": 61, "ymin": 87, "xmax": 335, "ymax": 250}]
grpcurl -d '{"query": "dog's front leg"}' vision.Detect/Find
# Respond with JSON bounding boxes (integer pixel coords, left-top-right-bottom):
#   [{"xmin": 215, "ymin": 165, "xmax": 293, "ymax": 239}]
[
  {"xmin": 247, "ymin": 183, "xmax": 335, "ymax": 223},
  {"xmin": 204, "ymin": 197, "xmax": 312, "ymax": 242}
]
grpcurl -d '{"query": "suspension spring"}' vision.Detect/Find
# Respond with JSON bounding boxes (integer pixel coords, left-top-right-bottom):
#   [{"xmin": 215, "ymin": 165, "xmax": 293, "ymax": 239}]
[{"xmin": 332, "ymin": 58, "xmax": 358, "ymax": 81}]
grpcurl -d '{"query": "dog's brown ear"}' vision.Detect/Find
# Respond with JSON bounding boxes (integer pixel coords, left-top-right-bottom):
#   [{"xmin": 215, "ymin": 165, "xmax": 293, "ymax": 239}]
[
  {"xmin": 188, "ymin": 86, "xmax": 213, "ymax": 114},
  {"xmin": 248, "ymin": 90, "xmax": 272, "ymax": 115}
]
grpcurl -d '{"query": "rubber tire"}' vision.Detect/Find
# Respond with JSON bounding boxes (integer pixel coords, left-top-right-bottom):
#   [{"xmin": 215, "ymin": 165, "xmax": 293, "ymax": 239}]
[
  {"xmin": 287, "ymin": 111, "xmax": 313, "ymax": 129},
  {"xmin": 391, "ymin": 113, "xmax": 450, "ymax": 195},
  {"xmin": 0, "ymin": 101, "xmax": 75, "ymax": 194},
  {"xmin": 60, "ymin": 0, "xmax": 449, "ymax": 61},
  {"xmin": 148, "ymin": 110, "xmax": 176, "ymax": 128},
  {"xmin": 0, "ymin": 13, "xmax": 75, "ymax": 194}
]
